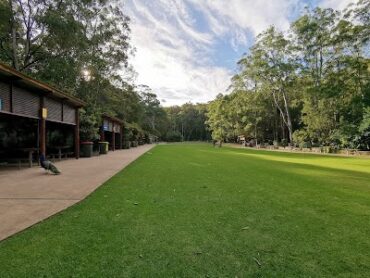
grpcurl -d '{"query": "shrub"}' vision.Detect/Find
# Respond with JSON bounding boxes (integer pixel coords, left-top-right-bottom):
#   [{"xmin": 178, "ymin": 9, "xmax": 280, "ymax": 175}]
[
  {"xmin": 123, "ymin": 141, "xmax": 131, "ymax": 149},
  {"xmin": 79, "ymin": 108, "xmax": 99, "ymax": 142},
  {"xmin": 165, "ymin": 131, "xmax": 182, "ymax": 142},
  {"xmin": 300, "ymin": 141, "xmax": 312, "ymax": 149},
  {"xmin": 281, "ymin": 139, "xmax": 288, "ymax": 147}
]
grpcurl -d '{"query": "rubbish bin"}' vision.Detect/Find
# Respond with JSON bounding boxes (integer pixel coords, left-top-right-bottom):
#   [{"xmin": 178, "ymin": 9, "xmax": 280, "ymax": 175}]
[
  {"xmin": 99, "ymin": 141, "xmax": 109, "ymax": 154},
  {"xmin": 80, "ymin": 141, "xmax": 93, "ymax": 157}
]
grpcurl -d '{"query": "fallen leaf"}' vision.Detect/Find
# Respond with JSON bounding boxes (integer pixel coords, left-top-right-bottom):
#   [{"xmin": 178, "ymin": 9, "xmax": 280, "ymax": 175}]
[{"xmin": 253, "ymin": 257, "xmax": 262, "ymax": 267}]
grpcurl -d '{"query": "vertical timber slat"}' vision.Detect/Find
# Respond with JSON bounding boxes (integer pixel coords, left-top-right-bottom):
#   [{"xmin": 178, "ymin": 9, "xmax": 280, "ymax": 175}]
[
  {"xmin": 39, "ymin": 96, "xmax": 46, "ymax": 157},
  {"xmin": 10, "ymin": 81, "xmax": 13, "ymax": 112}
]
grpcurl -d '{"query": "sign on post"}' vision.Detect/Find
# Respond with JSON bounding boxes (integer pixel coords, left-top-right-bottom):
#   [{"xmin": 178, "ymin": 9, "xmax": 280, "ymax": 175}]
[{"xmin": 41, "ymin": 108, "xmax": 48, "ymax": 119}]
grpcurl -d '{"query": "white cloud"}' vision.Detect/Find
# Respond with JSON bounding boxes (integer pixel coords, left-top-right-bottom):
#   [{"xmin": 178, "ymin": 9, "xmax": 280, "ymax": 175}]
[
  {"xmin": 187, "ymin": 0, "xmax": 303, "ymax": 36},
  {"xmin": 126, "ymin": 0, "xmax": 231, "ymax": 106},
  {"xmin": 124, "ymin": 0, "xmax": 353, "ymax": 106},
  {"xmin": 319, "ymin": 0, "xmax": 356, "ymax": 11}
]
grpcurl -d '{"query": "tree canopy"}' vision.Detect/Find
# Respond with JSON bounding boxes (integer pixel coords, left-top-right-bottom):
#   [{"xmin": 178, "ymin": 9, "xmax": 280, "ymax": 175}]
[
  {"xmin": 0, "ymin": 0, "xmax": 167, "ymax": 141},
  {"xmin": 206, "ymin": 0, "xmax": 370, "ymax": 150}
]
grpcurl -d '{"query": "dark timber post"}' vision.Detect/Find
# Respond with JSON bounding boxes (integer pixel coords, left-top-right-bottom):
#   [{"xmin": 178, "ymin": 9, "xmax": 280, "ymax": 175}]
[
  {"xmin": 100, "ymin": 120, "xmax": 105, "ymax": 141},
  {"xmin": 119, "ymin": 125, "xmax": 123, "ymax": 150},
  {"xmin": 39, "ymin": 96, "xmax": 46, "ymax": 157},
  {"xmin": 112, "ymin": 123, "xmax": 116, "ymax": 151},
  {"xmin": 75, "ymin": 108, "xmax": 80, "ymax": 159}
]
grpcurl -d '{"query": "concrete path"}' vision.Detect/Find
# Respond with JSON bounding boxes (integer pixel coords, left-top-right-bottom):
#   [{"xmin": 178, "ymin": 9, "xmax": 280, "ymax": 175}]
[{"xmin": 0, "ymin": 144, "xmax": 154, "ymax": 241}]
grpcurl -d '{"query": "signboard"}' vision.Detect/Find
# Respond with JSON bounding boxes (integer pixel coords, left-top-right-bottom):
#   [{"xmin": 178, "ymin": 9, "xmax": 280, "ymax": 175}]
[
  {"xmin": 42, "ymin": 108, "xmax": 48, "ymax": 119},
  {"xmin": 103, "ymin": 120, "xmax": 109, "ymax": 131},
  {"xmin": 114, "ymin": 125, "xmax": 120, "ymax": 133}
]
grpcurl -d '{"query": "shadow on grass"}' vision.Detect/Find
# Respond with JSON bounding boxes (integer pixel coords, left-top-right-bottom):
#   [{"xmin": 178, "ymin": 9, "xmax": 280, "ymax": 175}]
[
  {"xmin": 197, "ymin": 148, "xmax": 370, "ymax": 200},
  {"xmin": 201, "ymin": 147, "xmax": 370, "ymax": 177}
]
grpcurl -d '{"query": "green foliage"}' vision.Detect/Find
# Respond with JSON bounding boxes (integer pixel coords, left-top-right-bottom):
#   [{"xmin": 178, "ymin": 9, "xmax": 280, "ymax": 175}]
[
  {"xmin": 359, "ymin": 107, "xmax": 370, "ymax": 133},
  {"xmin": 165, "ymin": 130, "xmax": 182, "ymax": 142},
  {"xmin": 139, "ymin": 86, "xmax": 168, "ymax": 137},
  {"xmin": 0, "ymin": 0, "xmax": 131, "ymax": 77},
  {"xmin": 355, "ymin": 107, "xmax": 370, "ymax": 149},
  {"xmin": 292, "ymin": 129, "xmax": 311, "ymax": 147},
  {"xmin": 79, "ymin": 108, "xmax": 100, "ymax": 141},
  {"xmin": 206, "ymin": 94, "xmax": 230, "ymax": 141},
  {"xmin": 165, "ymin": 103, "xmax": 210, "ymax": 142},
  {"xmin": 206, "ymin": 1, "xmax": 370, "ymax": 150}
]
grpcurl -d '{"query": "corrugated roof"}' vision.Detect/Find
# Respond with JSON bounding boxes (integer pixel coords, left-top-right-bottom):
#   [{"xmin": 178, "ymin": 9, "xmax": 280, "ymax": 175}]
[{"xmin": 0, "ymin": 62, "xmax": 85, "ymax": 107}]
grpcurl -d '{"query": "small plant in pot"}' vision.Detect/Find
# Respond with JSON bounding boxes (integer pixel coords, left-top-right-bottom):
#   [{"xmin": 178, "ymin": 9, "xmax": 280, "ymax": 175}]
[{"xmin": 79, "ymin": 109, "xmax": 99, "ymax": 157}]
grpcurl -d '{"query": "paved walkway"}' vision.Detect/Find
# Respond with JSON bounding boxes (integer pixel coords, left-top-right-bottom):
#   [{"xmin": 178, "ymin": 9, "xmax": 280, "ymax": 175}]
[{"xmin": 0, "ymin": 144, "xmax": 154, "ymax": 241}]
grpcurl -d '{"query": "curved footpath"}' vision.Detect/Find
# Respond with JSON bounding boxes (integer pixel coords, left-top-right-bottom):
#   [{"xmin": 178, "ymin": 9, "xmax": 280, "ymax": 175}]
[{"xmin": 0, "ymin": 144, "xmax": 154, "ymax": 241}]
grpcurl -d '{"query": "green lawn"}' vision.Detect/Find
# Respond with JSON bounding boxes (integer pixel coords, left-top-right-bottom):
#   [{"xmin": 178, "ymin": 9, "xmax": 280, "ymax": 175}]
[{"xmin": 1, "ymin": 144, "xmax": 370, "ymax": 277}]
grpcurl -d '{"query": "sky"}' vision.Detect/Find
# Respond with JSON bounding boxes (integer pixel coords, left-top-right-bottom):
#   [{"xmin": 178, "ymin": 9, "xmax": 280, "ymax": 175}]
[{"xmin": 124, "ymin": 0, "xmax": 355, "ymax": 106}]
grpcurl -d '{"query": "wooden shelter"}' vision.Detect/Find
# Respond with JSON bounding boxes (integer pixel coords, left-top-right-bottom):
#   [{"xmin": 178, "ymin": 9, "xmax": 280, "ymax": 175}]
[
  {"xmin": 0, "ymin": 63, "xmax": 85, "ymax": 164},
  {"xmin": 100, "ymin": 114, "xmax": 124, "ymax": 151}
]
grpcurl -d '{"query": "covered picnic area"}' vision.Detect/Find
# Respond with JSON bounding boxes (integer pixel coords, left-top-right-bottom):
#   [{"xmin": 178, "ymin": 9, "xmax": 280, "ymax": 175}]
[
  {"xmin": 100, "ymin": 113, "xmax": 124, "ymax": 151},
  {"xmin": 0, "ymin": 63, "xmax": 85, "ymax": 167}
]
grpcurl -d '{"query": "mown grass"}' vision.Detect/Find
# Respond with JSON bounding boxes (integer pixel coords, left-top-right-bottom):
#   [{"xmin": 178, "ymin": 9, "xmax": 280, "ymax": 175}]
[{"xmin": 1, "ymin": 143, "xmax": 370, "ymax": 277}]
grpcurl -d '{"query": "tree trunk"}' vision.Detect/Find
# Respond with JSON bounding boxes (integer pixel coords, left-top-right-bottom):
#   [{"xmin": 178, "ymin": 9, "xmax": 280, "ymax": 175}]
[
  {"xmin": 254, "ymin": 111, "xmax": 258, "ymax": 146},
  {"xmin": 272, "ymin": 89, "xmax": 293, "ymax": 144},
  {"xmin": 9, "ymin": 0, "xmax": 19, "ymax": 70},
  {"xmin": 281, "ymin": 91, "xmax": 293, "ymax": 144}
]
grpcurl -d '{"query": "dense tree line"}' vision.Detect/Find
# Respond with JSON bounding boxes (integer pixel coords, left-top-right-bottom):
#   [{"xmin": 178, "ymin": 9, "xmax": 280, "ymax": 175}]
[
  {"xmin": 164, "ymin": 103, "xmax": 211, "ymax": 142},
  {"xmin": 207, "ymin": 0, "xmax": 370, "ymax": 150},
  {"xmin": 0, "ymin": 0, "xmax": 166, "ymax": 141}
]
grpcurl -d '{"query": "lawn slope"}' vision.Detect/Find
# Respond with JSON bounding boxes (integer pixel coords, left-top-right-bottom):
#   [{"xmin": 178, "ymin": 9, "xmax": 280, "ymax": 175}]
[{"xmin": 1, "ymin": 144, "xmax": 370, "ymax": 277}]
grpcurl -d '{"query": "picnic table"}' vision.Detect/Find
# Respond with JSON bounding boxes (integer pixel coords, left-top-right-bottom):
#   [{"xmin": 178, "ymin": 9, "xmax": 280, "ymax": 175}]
[
  {"xmin": 53, "ymin": 146, "xmax": 71, "ymax": 161},
  {"xmin": 13, "ymin": 147, "xmax": 38, "ymax": 168}
]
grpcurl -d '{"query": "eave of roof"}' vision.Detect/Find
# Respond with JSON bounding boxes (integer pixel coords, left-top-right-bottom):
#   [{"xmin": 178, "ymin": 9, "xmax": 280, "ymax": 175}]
[
  {"xmin": 102, "ymin": 113, "xmax": 125, "ymax": 124},
  {"xmin": 0, "ymin": 62, "xmax": 85, "ymax": 107}
]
